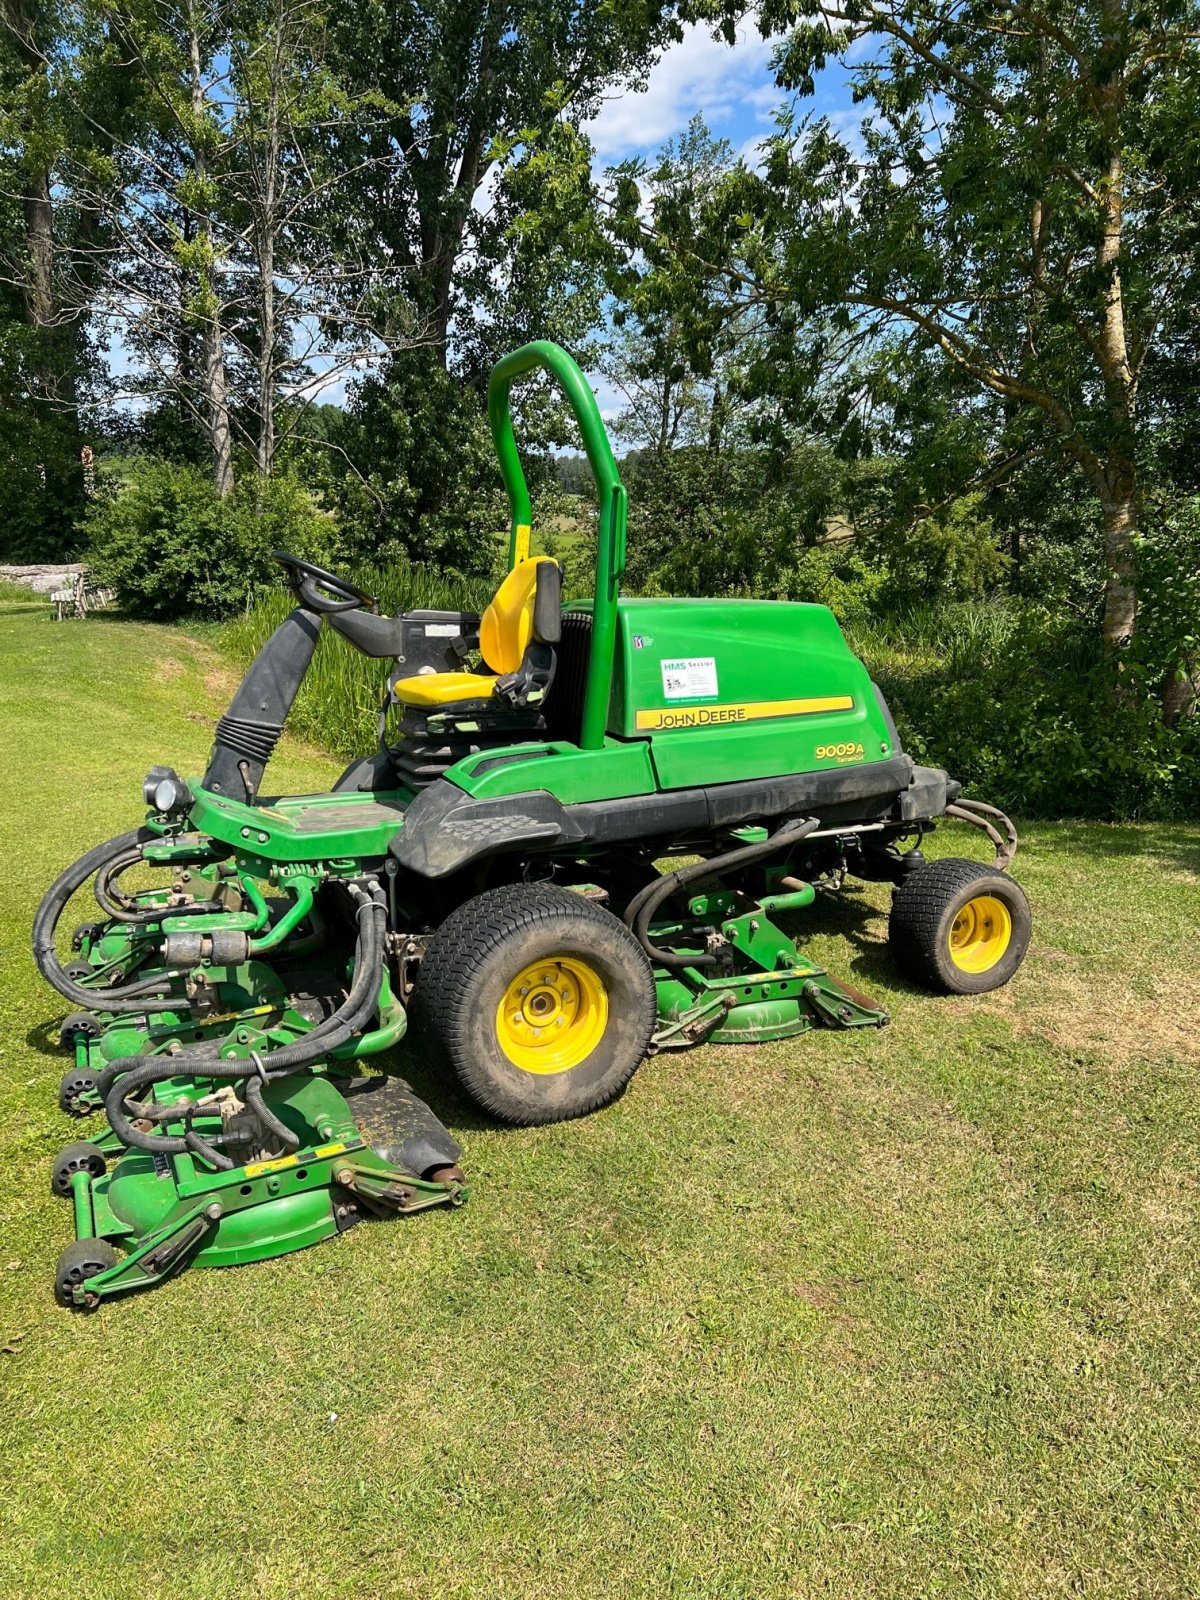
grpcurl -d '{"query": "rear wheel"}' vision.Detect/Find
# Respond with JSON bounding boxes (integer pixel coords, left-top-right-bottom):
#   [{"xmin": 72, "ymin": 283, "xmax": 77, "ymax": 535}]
[
  {"xmin": 889, "ymin": 857, "xmax": 1030, "ymax": 994},
  {"xmin": 417, "ymin": 883, "xmax": 657, "ymax": 1125}
]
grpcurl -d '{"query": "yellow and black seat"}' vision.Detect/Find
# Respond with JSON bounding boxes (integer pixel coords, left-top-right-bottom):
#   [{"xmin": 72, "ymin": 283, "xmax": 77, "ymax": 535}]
[
  {"xmin": 386, "ymin": 556, "xmax": 562, "ymax": 789},
  {"xmin": 390, "ymin": 555, "xmax": 561, "ymax": 717}
]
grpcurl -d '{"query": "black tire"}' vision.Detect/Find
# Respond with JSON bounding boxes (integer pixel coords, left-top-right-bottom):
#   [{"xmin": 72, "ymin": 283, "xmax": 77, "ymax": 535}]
[
  {"xmin": 417, "ymin": 883, "xmax": 657, "ymax": 1125},
  {"xmin": 54, "ymin": 1238, "xmax": 119, "ymax": 1311},
  {"xmin": 59, "ymin": 1065, "xmax": 101, "ymax": 1117},
  {"xmin": 51, "ymin": 1141, "xmax": 107, "ymax": 1198},
  {"xmin": 890, "ymin": 857, "xmax": 1030, "ymax": 995}
]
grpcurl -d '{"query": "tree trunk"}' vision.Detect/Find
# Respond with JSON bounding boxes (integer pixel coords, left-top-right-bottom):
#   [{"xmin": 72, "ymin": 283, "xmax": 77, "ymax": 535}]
[
  {"xmin": 1092, "ymin": 8, "xmax": 1138, "ymax": 662},
  {"xmin": 3, "ymin": 0, "xmax": 76, "ymax": 406},
  {"xmin": 254, "ymin": 5, "xmax": 283, "ymax": 485},
  {"xmin": 1161, "ymin": 654, "xmax": 1199, "ymax": 721},
  {"xmin": 707, "ymin": 382, "xmax": 725, "ymax": 453},
  {"xmin": 206, "ymin": 327, "xmax": 235, "ymax": 499},
  {"xmin": 189, "ymin": 1, "xmax": 234, "ymax": 499},
  {"xmin": 1098, "ymin": 461, "xmax": 1137, "ymax": 653},
  {"xmin": 22, "ymin": 172, "xmax": 54, "ymax": 329}
]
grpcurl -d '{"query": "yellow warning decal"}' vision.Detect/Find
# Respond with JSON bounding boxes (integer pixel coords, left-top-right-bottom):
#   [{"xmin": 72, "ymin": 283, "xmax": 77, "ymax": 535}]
[
  {"xmin": 635, "ymin": 695, "xmax": 854, "ymax": 732},
  {"xmin": 243, "ymin": 1141, "xmax": 347, "ymax": 1179},
  {"xmin": 513, "ymin": 522, "xmax": 531, "ymax": 562},
  {"xmin": 243, "ymin": 1153, "xmax": 298, "ymax": 1178}
]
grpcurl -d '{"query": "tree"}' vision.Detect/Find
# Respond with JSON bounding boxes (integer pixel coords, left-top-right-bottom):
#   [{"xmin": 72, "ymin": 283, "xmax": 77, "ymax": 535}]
[
  {"xmin": 0, "ymin": 0, "xmax": 116, "ymax": 554},
  {"xmin": 604, "ymin": 118, "xmax": 754, "ymax": 453},
  {"xmin": 328, "ymin": 0, "xmax": 683, "ymax": 370},
  {"xmin": 316, "ymin": 0, "xmax": 683, "ymax": 556},
  {"xmin": 49, "ymin": 0, "xmax": 424, "ymax": 497},
  {"xmin": 700, "ymin": 0, "xmax": 1200, "ymax": 706}
]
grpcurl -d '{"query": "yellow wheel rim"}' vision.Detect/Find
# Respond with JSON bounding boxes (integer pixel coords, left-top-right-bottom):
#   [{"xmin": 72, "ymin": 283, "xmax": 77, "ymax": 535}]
[
  {"xmin": 495, "ymin": 956, "xmax": 609, "ymax": 1075},
  {"xmin": 948, "ymin": 893, "xmax": 1012, "ymax": 973}
]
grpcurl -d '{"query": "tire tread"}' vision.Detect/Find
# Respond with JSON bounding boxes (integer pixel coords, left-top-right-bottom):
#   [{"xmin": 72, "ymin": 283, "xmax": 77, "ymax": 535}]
[
  {"xmin": 416, "ymin": 884, "xmax": 657, "ymax": 1125},
  {"xmin": 890, "ymin": 857, "xmax": 1028, "ymax": 993}
]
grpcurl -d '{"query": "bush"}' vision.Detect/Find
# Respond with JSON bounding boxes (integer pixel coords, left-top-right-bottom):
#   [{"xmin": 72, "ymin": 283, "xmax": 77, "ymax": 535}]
[
  {"xmin": 84, "ymin": 459, "xmax": 331, "ymax": 620},
  {"xmin": 850, "ymin": 600, "xmax": 1200, "ymax": 820}
]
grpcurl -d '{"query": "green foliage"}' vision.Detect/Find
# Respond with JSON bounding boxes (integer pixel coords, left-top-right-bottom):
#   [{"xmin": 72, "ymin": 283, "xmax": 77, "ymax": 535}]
[
  {"xmin": 84, "ymin": 459, "xmax": 331, "ymax": 619},
  {"xmin": 852, "ymin": 602, "xmax": 1200, "ymax": 821},
  {"xmin": 603, "ymin": 118, "xmax": 753, "ymax": 452},
  {"xmin": 624, "ymin": 440, "xmax": 851, "ymax": 595},
  {"xmin": 1133, "ymin": 494, "xmax": 1200, "ymax": 700},
  {"xmin": 334, "ymin": 355, "xmax": 510, "ymax": 570},
  {"xmin": 876, "ymin": 493, "xmax": 1010, "ymax": 610},
  {"xmin": 0, "ymin": 383, "xmax": 86, "ymax": 562}
]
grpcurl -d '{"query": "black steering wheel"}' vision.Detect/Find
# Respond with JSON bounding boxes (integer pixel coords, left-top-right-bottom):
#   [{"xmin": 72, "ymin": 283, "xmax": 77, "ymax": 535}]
[{"xmin": 272, "ymin": 550, "xmax": 376, "ymax": 615}]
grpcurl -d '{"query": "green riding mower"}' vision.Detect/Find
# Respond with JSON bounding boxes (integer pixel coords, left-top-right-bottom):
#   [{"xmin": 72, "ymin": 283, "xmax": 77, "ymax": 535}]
[{"xmin": 33, "ymin": 340, "xmax": 1030, "ymax": 1310}]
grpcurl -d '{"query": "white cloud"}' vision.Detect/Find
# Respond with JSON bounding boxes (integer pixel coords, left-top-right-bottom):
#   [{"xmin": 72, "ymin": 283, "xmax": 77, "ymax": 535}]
[{"xmin": 586, "ymin": 20, "xmax": 775, "ymax": 161}]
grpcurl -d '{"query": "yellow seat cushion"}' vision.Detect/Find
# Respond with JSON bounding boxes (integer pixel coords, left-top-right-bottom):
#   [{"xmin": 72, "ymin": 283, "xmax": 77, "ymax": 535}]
[{"xmin": 391, "ymin": 671, "xmax": 498, "ymax": 708}]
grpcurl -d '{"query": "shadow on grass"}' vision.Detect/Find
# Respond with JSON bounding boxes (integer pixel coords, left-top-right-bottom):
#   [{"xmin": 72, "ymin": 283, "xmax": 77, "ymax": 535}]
[
  {"xmin": 1024, "ymin": 820, "xmax": 1200, "ymax": 875},
  {"xmin": 774, "ymin": 887, "xmax": 924, "ymax": 998},
  {"xmin": 24, "ymin": 1019, "xmax": 69, "ymax": 1060},
  {"xmin": 360, "ymin": 1038, "xmax": 497, "ymax": 1135}
]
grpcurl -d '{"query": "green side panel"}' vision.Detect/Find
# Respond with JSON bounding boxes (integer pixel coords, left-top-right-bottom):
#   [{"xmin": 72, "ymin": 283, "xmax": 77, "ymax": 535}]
[
  {"xmin": 99, "ymin": 1155, "xmax": 338, "ymax": 1266},
  {"xmin": 447, "ymin": 738, "xmax": 657, "ymax": 804},
  {"xmin": 608, "ymin": 598, "xmax": 894, "ymax": 791},
  {"xmin": 187, "ymin": 787, "xmax": 411, "ymax": 862}
]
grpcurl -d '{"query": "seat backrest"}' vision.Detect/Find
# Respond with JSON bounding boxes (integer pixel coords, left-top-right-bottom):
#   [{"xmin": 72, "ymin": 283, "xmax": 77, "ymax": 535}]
[{"xmin": 479, "ymin": 555, "xmax": 561, "ymax": 675}]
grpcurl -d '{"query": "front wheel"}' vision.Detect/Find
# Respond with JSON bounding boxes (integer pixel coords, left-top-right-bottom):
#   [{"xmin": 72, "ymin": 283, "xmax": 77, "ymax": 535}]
[
  {"xmin": 417, "ymin": 884, "xmax": 657, "ymax": 1125},
  {"xmin": 889, "ymin": 858, "xmax": 1030, "ymax": 994}
]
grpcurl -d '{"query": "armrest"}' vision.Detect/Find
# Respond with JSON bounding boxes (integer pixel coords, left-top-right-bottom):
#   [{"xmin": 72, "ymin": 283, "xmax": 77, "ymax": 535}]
[{"xmin": 327, "ymin": 608, "xmax": 405, "ymax": 658}]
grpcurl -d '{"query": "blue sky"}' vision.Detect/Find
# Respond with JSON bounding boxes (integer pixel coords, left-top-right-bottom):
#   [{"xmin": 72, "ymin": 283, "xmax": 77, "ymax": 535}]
[
  {"xmin": 579, "ymin": 18, "xmax": 861, "ymax": 419},
  {"xmin": 586, "ymin": 17, "xmax": 861, "ymax": 173}
]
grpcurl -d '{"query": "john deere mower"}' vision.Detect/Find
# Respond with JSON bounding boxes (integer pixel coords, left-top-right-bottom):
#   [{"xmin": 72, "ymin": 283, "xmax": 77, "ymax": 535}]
[{"xmin": 34, "ymin": 340, "xmax": 1030, "ymax": 1310}]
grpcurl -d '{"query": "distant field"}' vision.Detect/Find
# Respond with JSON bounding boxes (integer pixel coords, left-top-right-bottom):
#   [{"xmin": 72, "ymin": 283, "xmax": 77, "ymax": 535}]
[{"xmin": 2, "ymin": 590, "xmax": 1198, "ymax": 1599}]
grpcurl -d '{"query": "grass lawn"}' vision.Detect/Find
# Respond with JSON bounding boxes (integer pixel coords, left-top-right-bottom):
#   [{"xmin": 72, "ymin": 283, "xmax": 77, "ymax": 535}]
[{"xmin": 1, "ymin": 589, "xmax": 1198, "ymax": 1599}]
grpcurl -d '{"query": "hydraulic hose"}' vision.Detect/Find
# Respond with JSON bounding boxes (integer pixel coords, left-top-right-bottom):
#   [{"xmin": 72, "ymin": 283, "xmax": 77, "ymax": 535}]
[
  {"xmin": 624, "ymin": 817, "xmax": 820, "ymax": 969},
  {"xmin": 94, "ymin": 884, "xmax": 384, "ymax": 1108},
  {"xmin": 32, "ymin": 830, "xmax": 194, "ymax": 1012},
  {"xmin": 243, "ymin": 1075, "xmax": 301, "ymax": 1152},
  {"xmin": 94, "ymin": 844, "xmax": 223, "ymax": 925},
  {"xmin": 101, "ymin": 883, "xmax": 387, "ymax": 1168}
]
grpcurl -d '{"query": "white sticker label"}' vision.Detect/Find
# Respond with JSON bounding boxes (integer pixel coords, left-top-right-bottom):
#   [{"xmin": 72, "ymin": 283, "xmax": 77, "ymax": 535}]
[
  {"xmin": 661, "ymin": 657, "xmax": 719, "ymax": 700},
  {"xmin": 425, "ymin": 623, "xmax": 459, "ymax": 637}
]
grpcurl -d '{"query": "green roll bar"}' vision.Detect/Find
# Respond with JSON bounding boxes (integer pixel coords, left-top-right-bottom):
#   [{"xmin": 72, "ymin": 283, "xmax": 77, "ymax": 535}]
[{"xmin": 487, "ymin": 340, "xmax": 627, "ymax": 752}]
